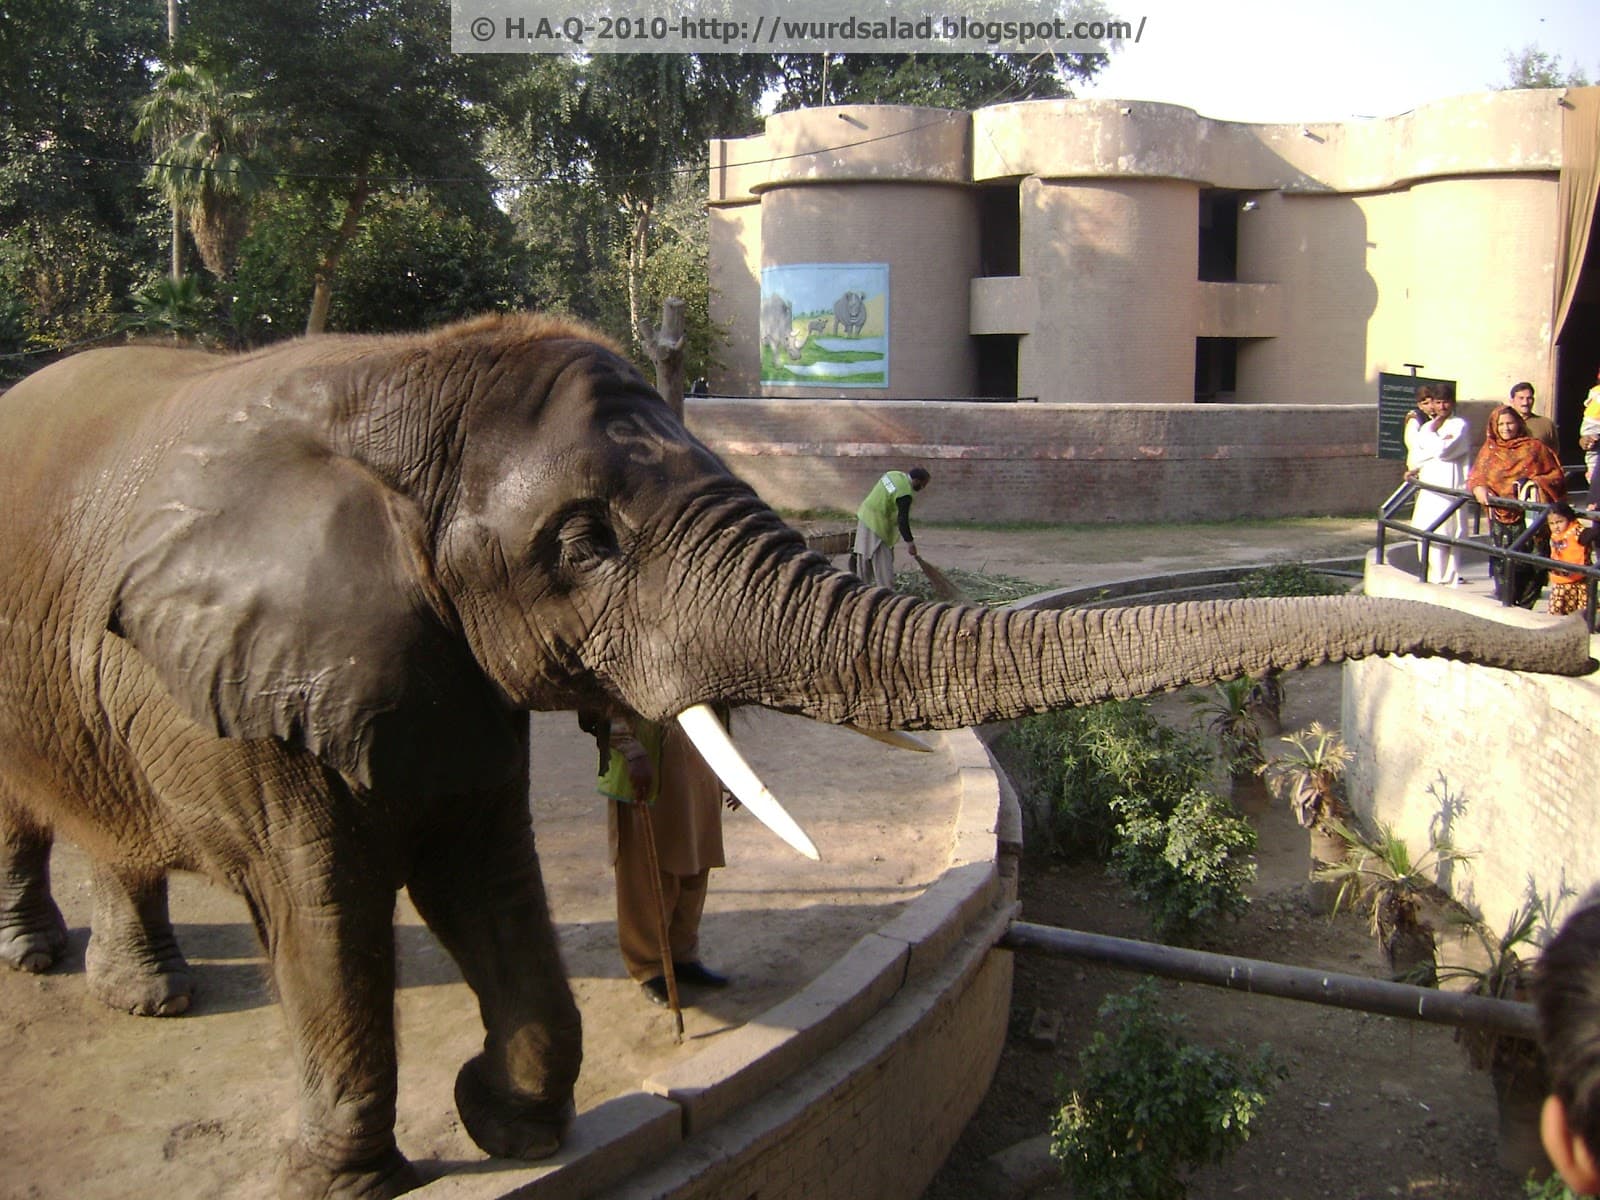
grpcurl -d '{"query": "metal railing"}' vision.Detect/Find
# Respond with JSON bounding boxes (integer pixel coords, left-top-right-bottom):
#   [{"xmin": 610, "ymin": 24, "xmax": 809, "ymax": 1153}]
[
  {"xmin": 999, "ymin": 922, "xmax": 1534, "ymax": 1039},
  {"xmin": 1376, "ymin": 479, "xmax": 1600, "ymax": 631}
]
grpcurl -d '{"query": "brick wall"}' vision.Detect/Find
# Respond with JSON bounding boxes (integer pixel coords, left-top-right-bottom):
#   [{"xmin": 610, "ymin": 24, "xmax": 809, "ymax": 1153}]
[{"xmin": 687, "ymin": 397, "xmax": 1401, "ymax": 522}]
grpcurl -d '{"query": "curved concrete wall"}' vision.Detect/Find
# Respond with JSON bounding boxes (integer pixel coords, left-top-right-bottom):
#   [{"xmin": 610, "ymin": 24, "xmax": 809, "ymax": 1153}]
[
  {"xmin": 1343, "ymin": 547, "xmax": 1600, "ymax": 938},
  {"xmin": 970, "ymin": 90, "xmax": 1563, "ymax": 192},
  {"xmin": 412, "ymin": 729, "xmax": 1018, "ymax": 1200},
  {"xmin": 709, "ymin": 89, "xmax": 1572, "ymax": 406},
  {"xmin": 759, "ymin": 182, "xmax": 981, "ymax": 399}
]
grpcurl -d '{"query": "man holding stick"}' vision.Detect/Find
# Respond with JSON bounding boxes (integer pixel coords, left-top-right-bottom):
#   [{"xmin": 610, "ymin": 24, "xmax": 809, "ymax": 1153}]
[{"xmin": 597, "ymin": 713, "xmax": 735, "ymax": 1012}]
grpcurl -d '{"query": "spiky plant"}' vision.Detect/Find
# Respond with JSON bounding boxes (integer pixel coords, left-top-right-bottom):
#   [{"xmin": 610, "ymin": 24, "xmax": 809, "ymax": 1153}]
[{"xmin": 1260, "ymin": 721, "xmax": 1352, "ymax": 829}]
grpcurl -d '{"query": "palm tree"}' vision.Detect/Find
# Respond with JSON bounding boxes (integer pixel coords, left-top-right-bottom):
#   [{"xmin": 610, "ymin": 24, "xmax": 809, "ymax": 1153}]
[
  {"xmin": 1260, "ymin": 721, "xmax": 1354, "ymax": 910},
  {"xmin": 1315, "ymin": 820, "xmax": 1471, "ymax": 984},
  {"xmin": 1192, "ymin": 676, "xmax": 1267, "ymax": 806},
  {"xmin": 134, "ymin": 63, "xmax": 269, "ymax": 282}
]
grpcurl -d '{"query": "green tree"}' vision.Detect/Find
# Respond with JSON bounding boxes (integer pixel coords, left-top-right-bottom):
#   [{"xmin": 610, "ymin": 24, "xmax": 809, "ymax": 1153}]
[
  {"xmin": 490, "ymin": 55, "xmax": 769, "ymax": 352},
  {"xmin": 228, "ymin": 187, "xmax": 524, "ymax": 345},
  {"xmin": 1500, "ymin": 44, "xmax": 1592, "ymax": 88},
  {"xmin": 767, "ymin": 50, "xmax": 1104, "ymax": 111},
  {"xmin": 134, "ymin": 63, "xmax": 270, "ymax": 282},
  {"xmin": 0, "ymin": 0, "xmax": 163, "ymax": 359},
  {"xmin": 182, "ymin": 0, "xmax": 512, "ymax": 333},
  {"xmin": 567, "ymin": 56, "xmax": 769, "ymax": 346}
]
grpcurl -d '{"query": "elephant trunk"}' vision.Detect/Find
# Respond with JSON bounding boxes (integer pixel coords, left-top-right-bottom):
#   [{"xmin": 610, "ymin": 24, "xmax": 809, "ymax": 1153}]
[{"xmin": 670, "ymin": 521, "xmax": 1591, "ymax": 730}]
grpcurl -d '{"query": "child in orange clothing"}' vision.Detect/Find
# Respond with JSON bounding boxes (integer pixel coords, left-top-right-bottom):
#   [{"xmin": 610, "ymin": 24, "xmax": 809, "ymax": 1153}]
[{"xmin": 1547, "ymin": 502, "xmax": 1592, "ymax": 616}]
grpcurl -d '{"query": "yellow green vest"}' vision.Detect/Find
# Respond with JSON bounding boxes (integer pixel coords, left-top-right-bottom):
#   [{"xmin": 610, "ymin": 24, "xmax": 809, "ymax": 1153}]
[
  {"xmin": 856, "ymin": 470, "xmax": 913, "ymax": 544},
  {"xmin": 597, "ymin": 720, "xmax": 663, "ymax": 805}
]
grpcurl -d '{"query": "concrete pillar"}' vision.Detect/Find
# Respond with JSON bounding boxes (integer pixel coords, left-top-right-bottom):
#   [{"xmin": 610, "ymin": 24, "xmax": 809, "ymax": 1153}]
[{"xmin": 1018, "ymin": 177, "xmax": 1198, "ymax": 404}]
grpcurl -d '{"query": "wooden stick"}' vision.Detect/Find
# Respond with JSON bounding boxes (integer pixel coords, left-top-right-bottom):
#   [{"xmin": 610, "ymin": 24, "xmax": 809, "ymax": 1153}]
[{"xmin": 634, "ymin": 799, "xmax": 684, "ymax": 1041}]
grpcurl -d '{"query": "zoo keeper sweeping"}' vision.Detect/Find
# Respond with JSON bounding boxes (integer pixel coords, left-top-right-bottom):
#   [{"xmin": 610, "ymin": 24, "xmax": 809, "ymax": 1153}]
[{"xmin": 852, "ymin": 466, "xmax": 931, "ymax": 588}]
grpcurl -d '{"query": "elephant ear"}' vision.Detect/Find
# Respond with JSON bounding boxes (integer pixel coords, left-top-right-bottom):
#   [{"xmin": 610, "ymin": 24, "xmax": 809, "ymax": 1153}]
[{"xmin": 110, "ymin": 429, "xmax": 518, "ymax": 795}]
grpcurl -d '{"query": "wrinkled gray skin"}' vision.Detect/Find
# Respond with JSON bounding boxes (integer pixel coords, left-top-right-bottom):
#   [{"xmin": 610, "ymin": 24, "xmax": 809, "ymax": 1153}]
[{"xmin": 0, "ymin": 314, "xmax": 1589, "ymax": 1198}]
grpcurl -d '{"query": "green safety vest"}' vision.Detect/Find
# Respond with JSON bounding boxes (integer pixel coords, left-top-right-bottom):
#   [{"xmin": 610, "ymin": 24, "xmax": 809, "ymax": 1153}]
[
  {"xmin": 857, "ymin": 470, "xmax": 914, "ymax": 544},
  {"xmin": 597, "ymin": 719, "xmax": 663, "ymax": 806}
]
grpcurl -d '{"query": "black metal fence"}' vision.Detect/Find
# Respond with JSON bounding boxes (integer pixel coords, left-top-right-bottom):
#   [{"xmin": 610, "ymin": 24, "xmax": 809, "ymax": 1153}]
[{"xmin": 1376, "ymin": 480, "xmax": 1600, "ymax": 631}]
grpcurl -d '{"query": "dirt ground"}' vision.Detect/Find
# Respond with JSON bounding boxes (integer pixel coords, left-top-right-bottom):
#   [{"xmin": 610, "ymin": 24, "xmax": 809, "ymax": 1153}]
[{"xmin": 3, "ymin": 515, "xmax": 1446, "ymax": 1199}]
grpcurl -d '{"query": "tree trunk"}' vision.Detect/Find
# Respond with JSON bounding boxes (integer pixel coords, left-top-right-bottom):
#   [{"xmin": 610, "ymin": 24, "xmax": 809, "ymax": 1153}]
[
  {"xmin": 639, "ymin": 297, "xmax": 687, "ymax": 419},
  {"xmin": 167, "ymin": 0, "xmax": 182, "ymax": 281},
  {"xmin": 1228, "ymin": 769, "xmax": 1271, "ymax": 816},
  {"xmin": 624, "ymin": 203, "xmax": 651, "ymax": 357},
  {"xmin": 304, "ymin": 176, "xmax": 371, "ymax": 336},
  {"xmin": 1305, "ymin": 821, "xmax": 1348, "ymax": 915}
]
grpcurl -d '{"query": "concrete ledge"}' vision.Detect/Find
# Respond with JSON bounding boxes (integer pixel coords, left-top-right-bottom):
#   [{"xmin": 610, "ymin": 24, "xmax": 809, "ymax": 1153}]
[
  {"xmin": 643, "ymin": 930, "xmax": 912, "ymax": 1135},
  {"xmin": 608, "ymin": 901, "xmax": 1019, "ymax": 1200},
  {"xmin": 1012, "ymin": 557, "xmax": 1364, "ymax": 612},
  {"xmin": 414, "ymin": 1093, "xmax": 682, "ymax": 1199}
]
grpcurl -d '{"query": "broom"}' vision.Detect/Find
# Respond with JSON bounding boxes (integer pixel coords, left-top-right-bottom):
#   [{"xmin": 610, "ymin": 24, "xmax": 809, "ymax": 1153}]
[{"xmin": 915, "ymin": 553, "xmax": 969, "ymax": 603}]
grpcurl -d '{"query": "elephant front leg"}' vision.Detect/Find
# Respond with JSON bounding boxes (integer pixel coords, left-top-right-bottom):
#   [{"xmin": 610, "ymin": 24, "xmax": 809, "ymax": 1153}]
[
  {"xmin": 407, "ymin": 796, "xmax": 581, "ymax": 1162},
  {"xmin": 85, "ymin": 861, "xmax": 195, "ymax": 1015},
  {"xmin": 261, "ymin": 881, "xmax": 420, "ymax": 1200},
  {"xmin": 0, "ymin": 811, "xmax": 69, "ymax": 973}
]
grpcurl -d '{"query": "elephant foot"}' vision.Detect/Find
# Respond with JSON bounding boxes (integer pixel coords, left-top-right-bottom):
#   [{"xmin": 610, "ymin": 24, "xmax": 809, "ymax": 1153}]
[
  {"xmin": 454, "ymin": 1055, "xmax": 572, "ymax": 1160},
  {"xmin": 278, "ymin": 1142, "xmax": 420, "ymax": 1200},
  {"xmin": 85, "ymin": 935, "xmax": 195, "ymax": 1016},
  {"xmin": 0, "ymin": 900, "xmax": 69, "ymax": 973}
]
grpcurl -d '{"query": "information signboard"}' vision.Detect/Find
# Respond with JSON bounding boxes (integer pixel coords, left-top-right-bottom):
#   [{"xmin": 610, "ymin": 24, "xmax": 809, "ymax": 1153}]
[{"xmin": 1377, "ymin": 372, "xmax": 1455, "ymax": 461}]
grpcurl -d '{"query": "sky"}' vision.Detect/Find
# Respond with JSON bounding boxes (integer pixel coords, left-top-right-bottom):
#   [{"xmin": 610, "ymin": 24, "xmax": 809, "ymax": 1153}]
[{"xmin": 1082, "ymin": 0, "xmax": 1599, "ymax": 124}]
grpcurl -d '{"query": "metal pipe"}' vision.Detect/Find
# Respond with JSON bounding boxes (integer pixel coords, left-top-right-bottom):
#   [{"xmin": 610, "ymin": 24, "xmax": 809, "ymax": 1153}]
[{"xmin": 998, "ymin": 922, "xmax": 1536, "ymax": 1040}]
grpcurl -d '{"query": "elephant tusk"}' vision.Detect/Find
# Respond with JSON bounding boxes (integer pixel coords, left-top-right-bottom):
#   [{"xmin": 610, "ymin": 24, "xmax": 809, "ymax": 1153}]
[
  {"xmin": 677, "ymin": 704, "xmax": 821, "ymax": 862},
  {"xmin": 844, "ymin": 725, "xmax": 933, "ymax": 753}
]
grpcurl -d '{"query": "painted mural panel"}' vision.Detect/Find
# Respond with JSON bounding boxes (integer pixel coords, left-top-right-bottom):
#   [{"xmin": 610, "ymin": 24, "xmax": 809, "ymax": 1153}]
[{"xmin": 759, "ymin": 263, "xmax": 889, "ymax": 388}]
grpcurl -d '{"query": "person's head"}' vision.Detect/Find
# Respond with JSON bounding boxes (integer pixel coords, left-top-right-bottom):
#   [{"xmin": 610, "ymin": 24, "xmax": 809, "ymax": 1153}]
[
  {"xmin": 1537, "ymin": 889, "xmax": 1600, "ymax": 1195},
  {"xmin": 1433, "ymin": 384, "xmax": 1456, "ymax": 413},
  {"xmin": 1511, "ymin": 382, "xmax": 1536, "ymax": 418},
  {"xmin": 1415, "ymin": 384, "xmax": 1435, "ymax": 415},
  {"xmin": 1551, "ymin": 501, "xmax": 1579, "ymax": 533},
  {"xmin": 909, "ymin": 467, "xmax": 930, "ymax": 492},
  {"xmin": 1492, "ymin": 405, "xmax": 1529, "ymax": 443}
]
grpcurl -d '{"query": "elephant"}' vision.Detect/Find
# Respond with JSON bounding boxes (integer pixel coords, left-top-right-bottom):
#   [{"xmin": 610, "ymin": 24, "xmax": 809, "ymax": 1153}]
[
  {"xmin": 833, "ymin": 291, "xmax": 867, "ymax": 336},
  {"xmin": 0, "ymin": 312, "xmax": 1589, "ymax": 1198}
]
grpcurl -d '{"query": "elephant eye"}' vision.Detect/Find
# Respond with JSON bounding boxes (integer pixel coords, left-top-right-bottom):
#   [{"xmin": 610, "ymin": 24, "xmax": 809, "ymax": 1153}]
[{"xmin": 551, "ymin": 506, "xmax": 618, "ymax": 575}]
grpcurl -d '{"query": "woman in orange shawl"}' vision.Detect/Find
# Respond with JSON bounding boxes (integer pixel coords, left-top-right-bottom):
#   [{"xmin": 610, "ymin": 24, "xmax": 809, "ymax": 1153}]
[{"xmin": 1468, "ymin": 404, "xmax": 1566, "ymax": 608}]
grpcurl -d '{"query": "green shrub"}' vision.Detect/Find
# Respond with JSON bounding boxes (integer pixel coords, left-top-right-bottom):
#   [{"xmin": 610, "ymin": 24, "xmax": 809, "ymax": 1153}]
[
  {"xmin": 999, "ymin": 700, "xmax": 1211, "ymax": 860},
  {"xmin": 1236, "ymin": 562, "xmax": 1350, "ymax": 597},
  {"xmin": 1113, "ymin": 786, "xmax": 1258, "ymax": 943},
  {"xmin": 1524, "ymin": 1173, "xmax": 1578, "ymax": 1199},
  {"xmin": 998, "ymin": 700, "xmax": 1256, "ymax": 943},
  {"xmin": 1052, "ymin": 983, "xmax": 1282, "ymax": 1200}
]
